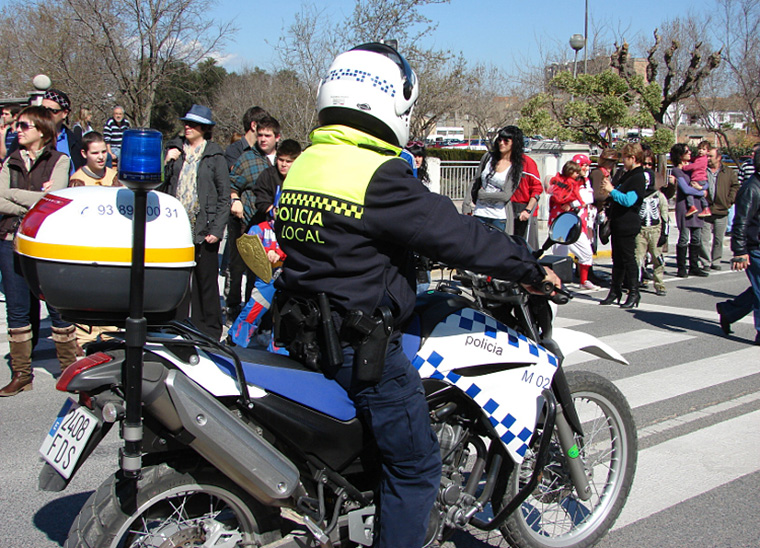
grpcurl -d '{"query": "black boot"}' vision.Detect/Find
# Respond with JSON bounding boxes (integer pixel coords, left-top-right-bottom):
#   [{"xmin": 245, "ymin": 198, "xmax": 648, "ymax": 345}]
[
  {"xmin": 689, "ymin": 244, "xmax": 709, "ymax": 277},
  {"xmin": 676, "ymin": 245, "xmax": 688, "ymax": 278},
  {"xmin": 600, "ymin": 268, "xmax": 623, "ymax": 305},
  {"xmin": 599, "ymin": 288, "xmax": 622, "ymax": 305},
  {"xmin": 620, "ymin": 289, "xmax": 641, "ymax": 309}
]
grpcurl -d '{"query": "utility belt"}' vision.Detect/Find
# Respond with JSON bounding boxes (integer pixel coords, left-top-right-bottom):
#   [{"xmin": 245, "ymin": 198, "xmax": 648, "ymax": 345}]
[{"xmin": 273, "ymin": 292, "xmax": 394, "ymax": 384}]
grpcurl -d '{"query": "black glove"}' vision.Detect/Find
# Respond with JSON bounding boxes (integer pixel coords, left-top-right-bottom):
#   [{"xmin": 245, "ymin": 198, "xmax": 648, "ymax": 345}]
[{"xmin": 657, "ymin": 223, "xmax": 668, "ymax": 247}]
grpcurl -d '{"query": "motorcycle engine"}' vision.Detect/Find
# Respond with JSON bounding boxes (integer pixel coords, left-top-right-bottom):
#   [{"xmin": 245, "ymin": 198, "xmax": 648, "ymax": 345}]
[
  {"xmin": 423, "ymin": 421, "xmax": 474, "ymax": 546},
  {"xmin": 435, "ymin": 423, "xmax": 465, "ymax": 465}
]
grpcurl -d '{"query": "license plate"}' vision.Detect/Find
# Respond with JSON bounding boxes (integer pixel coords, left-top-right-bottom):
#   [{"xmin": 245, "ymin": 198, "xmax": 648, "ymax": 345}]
[{"xmin": 39, "ymin": 398, "xmax": 98, "ymax": 479}]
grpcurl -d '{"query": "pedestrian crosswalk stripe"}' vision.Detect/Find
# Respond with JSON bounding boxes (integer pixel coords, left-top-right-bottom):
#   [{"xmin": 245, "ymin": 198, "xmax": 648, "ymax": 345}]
[
  {"xmin": 638, "ymin": 392, "xmax": 760, "ymax": 440},
  {"xmin": 553, "ymin": 317, "xmax": 591, "ymax": 329},
  {"xmin": 615, "ymin": 347, "xmax": 760, "ymax": 409},
  {"xmin": 563, "ymin": 329, "xmax": 695, "ymax": 366},
  {"xmin": 573, "ymin": 298, "xmax": 755, "ymax": 326},
  {"xmin": 612, "ymin": 409, "xmax": 760, "ymax": 530}
]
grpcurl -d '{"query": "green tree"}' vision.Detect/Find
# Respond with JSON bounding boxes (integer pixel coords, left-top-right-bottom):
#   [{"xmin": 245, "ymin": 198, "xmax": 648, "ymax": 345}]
[
  {"xmin": 519, "ymin": 69, "xmax": 655, "ymax": 148},
  {"xmin": 150, "ymin": 59, "xmax": 228, "ymax": 137}
]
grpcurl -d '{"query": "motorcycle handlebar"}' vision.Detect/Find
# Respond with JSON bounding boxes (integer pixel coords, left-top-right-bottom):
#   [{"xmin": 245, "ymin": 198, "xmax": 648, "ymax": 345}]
[
  {"xmin": 546, "ymin": 283, "xmax": 573, "ymax": 305},
  {"xmin": 450, "ymin": 270, "xmax": 573, "ymax": 305}
]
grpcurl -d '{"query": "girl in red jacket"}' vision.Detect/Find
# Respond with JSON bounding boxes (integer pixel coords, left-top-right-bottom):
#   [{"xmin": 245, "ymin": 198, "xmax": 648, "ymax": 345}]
[{"xmin": 549, "ymin": 161, "xmax": 600, "ymax": 290}]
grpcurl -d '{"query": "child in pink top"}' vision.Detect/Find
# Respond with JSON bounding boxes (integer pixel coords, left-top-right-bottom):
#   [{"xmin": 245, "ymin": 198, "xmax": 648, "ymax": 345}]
[{"xmin": 681, "ymin": 140, "xmax": 712, "ymax": 218}]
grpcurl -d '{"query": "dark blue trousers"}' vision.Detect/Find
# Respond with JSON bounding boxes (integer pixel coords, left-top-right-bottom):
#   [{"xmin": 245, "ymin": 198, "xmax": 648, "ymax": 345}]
[
  {"xmin": 719, "ymin": 249, "xmax": 760, "ymax": 333},
  {"xmin": 335, "ymin": 334, "xmax": 441, "ymax": 548},
  {"xmin": 0, "ymin": 239, "xmax": 68, "ymax": 331}
]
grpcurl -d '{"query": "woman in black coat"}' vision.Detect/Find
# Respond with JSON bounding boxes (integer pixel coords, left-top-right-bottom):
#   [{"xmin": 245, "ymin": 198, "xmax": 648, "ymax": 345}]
[
  {"xmin": 599, "ymin": 143, "xmax": 647, "ymax": 308},
  {"xmin": 162, "ymin": 105, "xmax": 230, "ymax": 341}
]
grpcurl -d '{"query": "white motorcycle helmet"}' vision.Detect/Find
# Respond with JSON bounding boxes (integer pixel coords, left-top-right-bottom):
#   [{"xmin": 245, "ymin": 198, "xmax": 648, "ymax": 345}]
[{"xmin": 317, "ymin": 42, "xmax": 419, "ymax": 147}]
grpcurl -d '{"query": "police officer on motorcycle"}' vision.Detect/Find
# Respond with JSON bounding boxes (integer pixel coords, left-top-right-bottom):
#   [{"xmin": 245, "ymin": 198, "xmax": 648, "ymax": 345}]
[{"xmin": 274, "ymin": 43, "xmax": 560, "ymax": 548}]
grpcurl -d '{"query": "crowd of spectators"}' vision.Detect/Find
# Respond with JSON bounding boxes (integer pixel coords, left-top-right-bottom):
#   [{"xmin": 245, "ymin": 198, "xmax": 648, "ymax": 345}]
[{"xmin": 0, "ymin": 84, "xmax": 758, "ymax": 396}]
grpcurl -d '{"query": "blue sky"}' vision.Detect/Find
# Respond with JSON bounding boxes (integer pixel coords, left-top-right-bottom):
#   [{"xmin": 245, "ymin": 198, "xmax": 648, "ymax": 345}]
[{"xmin": 210, "ymin": 0, "xmax": 704, "ymax": 74}]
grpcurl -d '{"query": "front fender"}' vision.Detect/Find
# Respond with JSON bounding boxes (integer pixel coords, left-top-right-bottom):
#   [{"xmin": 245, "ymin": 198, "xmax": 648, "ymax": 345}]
[{"xmin": 551, "ymin": 327, "xmax": 628, "ymax": 365}]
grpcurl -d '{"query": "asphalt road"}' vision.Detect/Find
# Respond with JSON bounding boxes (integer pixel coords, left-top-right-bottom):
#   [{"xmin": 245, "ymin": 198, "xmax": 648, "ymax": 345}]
[
  {"xmin": 443, "ymin": 257, "xmax": 760, "ymax": 548},
  {"xmin": 1, "ymin": 248, "xmax": 759, "ymax": 547}
]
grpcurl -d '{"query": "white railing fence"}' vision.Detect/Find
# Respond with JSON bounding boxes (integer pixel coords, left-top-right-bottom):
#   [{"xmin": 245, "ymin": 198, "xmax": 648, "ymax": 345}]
[{"xmin": 439, "ymin": 161, "xmax": 479, "ymax": 202}]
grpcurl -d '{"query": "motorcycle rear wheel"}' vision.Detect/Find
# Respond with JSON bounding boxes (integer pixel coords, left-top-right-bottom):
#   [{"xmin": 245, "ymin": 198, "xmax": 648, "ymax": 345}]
[
  {"xmin": 498, "ymin": 370, "xmax": 637, "ymax": 548},
  {"xmin": 64, "ymin": 462, "xmax": 280, "ymax": 548}
]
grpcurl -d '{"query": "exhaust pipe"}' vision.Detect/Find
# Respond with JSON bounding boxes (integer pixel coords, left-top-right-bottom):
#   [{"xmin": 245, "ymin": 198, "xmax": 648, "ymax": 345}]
[{"xmin": 163, "ymin": 370, "xmax": 299, "ymax": 505}]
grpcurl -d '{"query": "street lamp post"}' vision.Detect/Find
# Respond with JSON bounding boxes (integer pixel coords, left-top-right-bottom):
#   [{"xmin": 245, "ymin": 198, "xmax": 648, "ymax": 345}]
[
  {"xmin": 569, "ymin": 34, "xmax": 586, "ymax": 79},
  {"xmin": 584, "ymin": 0, "xmax": 589, "ymax": 74}
]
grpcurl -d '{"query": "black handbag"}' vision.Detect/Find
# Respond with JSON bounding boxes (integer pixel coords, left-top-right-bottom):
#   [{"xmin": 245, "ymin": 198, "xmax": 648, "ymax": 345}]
[{"xmin": 598, "ymin": 212, "xmax": 611, "ymax": 245}]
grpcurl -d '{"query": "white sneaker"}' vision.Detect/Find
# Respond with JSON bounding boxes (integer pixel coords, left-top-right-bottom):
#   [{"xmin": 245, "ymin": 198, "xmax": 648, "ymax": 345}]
[{"xmin": 580, "ymin": 280, "xmax": 601, "ymax": 291}]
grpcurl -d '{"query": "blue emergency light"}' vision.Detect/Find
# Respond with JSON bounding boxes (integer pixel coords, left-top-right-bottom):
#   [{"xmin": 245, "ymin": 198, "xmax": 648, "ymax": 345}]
[{"xmin": 118, "ymin": 129, "xmax": 163, "ymax": 190}]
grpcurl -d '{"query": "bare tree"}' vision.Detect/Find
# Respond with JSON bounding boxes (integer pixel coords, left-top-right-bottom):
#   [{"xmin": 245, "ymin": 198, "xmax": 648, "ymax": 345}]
[
  {"xmin": 273, "ymin": 0, "xmax": 463, "ymax": 144},
  {"xmin": 69, "ymin": 0, "xmax": 235, "ymax": 125},
  {"xmin": 712, "ymin": 0, "xmax": 760, "ymax": 137},
  {"xmin": 612, "ymin": 18, "xmax": 722, "ymax": 131},
  {"xmin": 461, "ymin": 64, "xmax": 515, "ymax": 140},
  {"xmin": 0, "ymin": 0, "xmax": 234, "ymax": 126},
  {"xmin": 409, "ymin": 52, "xmax": 467, "ymax": 140},
  {"xmin": 273, "ymin": 3, "xmax": 344, "ymax": 140},
  {"xmin": 0, "ymin": 2, "xmax": 119, "ymax": 123},
  {"xmin": 212, "ymin": 68, "xmax": 313, "ymax": 144},
  {"xmin": 348, "ymin": 0, "xmax": 448, "ymax": 46}
]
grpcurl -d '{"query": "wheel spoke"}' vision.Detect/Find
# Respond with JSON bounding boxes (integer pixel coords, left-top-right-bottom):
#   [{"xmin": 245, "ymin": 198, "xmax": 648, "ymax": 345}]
[{"xmin": 500, "ymin": 373, "xmax": 636, "ymax": 547}]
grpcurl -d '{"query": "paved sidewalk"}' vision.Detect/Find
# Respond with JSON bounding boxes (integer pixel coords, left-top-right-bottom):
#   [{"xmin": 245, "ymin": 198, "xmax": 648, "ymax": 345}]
[{"xmin": 0, "ymin": 303, "xmax": 62, "ymax": 387}]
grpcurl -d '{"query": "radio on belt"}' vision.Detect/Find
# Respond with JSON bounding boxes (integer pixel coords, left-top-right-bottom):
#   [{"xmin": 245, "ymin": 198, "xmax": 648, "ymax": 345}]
[{"xmin": 14, "ymin": 186, "xmax": 195, "ymax": 325}]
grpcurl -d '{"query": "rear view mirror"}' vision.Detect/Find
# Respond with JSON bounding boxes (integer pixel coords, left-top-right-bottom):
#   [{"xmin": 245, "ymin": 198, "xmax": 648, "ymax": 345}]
[{"xmin": 548, "ymin": 212, "xmax": 582, "ymax": 245}]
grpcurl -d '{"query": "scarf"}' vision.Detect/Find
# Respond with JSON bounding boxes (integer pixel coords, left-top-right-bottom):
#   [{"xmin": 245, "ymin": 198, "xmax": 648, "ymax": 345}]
[{"xmin": 176, "ymin": 140, "xmax": 206, "ymax": 231}]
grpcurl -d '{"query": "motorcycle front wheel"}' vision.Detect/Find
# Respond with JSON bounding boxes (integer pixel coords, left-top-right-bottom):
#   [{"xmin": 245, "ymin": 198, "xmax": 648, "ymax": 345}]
[
  {"xmin": 498, "ymin": 370, "xmax": 637, "ymax": 548},
  {"xmin": 64, "ymin": 462, "xmax": 281, "ymax": 548}
]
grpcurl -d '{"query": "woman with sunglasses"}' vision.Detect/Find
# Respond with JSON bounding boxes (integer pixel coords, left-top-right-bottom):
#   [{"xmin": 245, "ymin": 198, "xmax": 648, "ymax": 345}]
[
  {"xmin": 670, "ymin": 143, "xmax": 709, "ymax": 278},
  {"xmin": 466, "ymin": 126, "xmax": 541, "ymax": 246},
  {"xmin": 0, "ymin": 106, "xmax": 78, "ymax": 396}
]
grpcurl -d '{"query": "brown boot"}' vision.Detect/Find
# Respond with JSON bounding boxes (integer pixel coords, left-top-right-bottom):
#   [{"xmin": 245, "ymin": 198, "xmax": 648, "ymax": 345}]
[
  {"xmin": 52, "ymin": 325, "xmax": 79, "ymax": 373},
  {"xmin": 0, "ymin": 325, "xmax": 34, "ymax": 397}
]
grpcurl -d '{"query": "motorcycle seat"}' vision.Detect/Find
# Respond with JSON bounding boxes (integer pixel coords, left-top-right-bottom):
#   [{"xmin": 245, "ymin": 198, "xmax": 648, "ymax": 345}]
[{"xmin": 208, "ymin": 350, "xmax": 357, "ymax": 421}]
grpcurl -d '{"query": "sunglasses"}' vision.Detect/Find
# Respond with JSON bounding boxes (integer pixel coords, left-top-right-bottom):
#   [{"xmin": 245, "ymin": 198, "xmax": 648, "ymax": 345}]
[
  {"xmin": 643, "ymin": 162, "xmax": 653, "ymax": 166},
  {"xmin": 16, "ymin": 121, "xmax": 36, "ymax": 132},
  {"xmin": 45, "ymin": 106, "xmax": 64, "ymax": 114}
]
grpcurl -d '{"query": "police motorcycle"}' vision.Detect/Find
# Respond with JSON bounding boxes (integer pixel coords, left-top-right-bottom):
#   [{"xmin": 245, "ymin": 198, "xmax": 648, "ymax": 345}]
[{"xmin": 20, "ymin": 183, "xmax": 636, "ymax": 548}]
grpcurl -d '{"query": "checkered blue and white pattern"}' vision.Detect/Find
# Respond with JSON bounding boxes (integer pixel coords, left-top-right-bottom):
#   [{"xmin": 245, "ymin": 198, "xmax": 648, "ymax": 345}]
[
  {"xmin": 325, "ymin": 67, "xmax": 397, "ymax": 97},
  {"xmin": 412, "ymin": 308, "xmax": 559, "ymax": 463}
]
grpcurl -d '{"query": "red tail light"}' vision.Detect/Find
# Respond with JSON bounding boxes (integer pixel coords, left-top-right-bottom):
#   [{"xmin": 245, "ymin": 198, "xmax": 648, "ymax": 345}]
[
  {"xmin": 19, "ymin": 194, "xmax": 72, "ymax": 239},
  {"xmin": 56, "ymin": 352, "xmax": 114, "ymax": 392}
]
